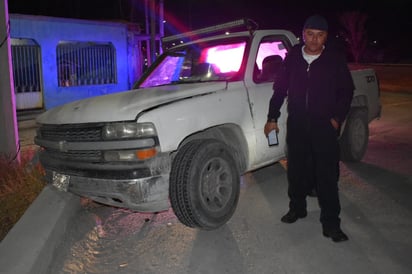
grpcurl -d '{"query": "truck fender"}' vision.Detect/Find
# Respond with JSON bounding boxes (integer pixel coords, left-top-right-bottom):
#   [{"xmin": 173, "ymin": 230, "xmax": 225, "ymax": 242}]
[{"xmin": 175, "ymin": 124, "xmax": 249, "ymax": 174}]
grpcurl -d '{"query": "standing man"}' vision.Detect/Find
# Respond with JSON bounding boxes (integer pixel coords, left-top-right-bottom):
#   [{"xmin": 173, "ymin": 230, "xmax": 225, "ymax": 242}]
[{"xmin": 264, "ymin": 15, "xmax": 354, "ymax": 242}]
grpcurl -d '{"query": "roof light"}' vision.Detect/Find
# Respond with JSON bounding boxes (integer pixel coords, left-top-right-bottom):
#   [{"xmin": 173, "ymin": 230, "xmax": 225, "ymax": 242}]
[{"xmin": 162, "ymin": 18, "xmax": 258, "ymax": 44}]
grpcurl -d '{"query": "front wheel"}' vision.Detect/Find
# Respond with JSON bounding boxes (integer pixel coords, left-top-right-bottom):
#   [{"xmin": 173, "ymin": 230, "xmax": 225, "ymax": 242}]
[
  {"xmin": 340, "ymin": 108, "xmax": 369, "ymax": 162},
  {"xmin": 169, "ymin": 139, "xmax": 240, "ymax": 230}
]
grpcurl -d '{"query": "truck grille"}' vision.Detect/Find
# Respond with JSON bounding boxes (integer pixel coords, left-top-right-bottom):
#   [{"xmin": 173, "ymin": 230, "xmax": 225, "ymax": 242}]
[
  {"xmin": 38, "ymin": 124, "xmax": 105, "ymax": 162},
  {"xmin": 48, "ymin": 149, "xmax": 103, "ymax": 162},
  {"xmin": 40, "ymin": 125, "xmax": 103, "ymax": 142}
]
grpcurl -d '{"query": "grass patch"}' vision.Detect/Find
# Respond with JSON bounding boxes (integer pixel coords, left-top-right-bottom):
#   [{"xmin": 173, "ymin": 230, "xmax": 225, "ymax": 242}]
[{"xmin": 0, "ymin": 149, "xmax": 46, "ymax": 241}]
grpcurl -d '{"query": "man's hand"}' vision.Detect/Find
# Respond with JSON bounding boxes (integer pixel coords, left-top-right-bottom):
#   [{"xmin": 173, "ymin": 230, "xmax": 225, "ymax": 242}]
[
  {"xmin": 264, "ymin": 121, "xmax": 279, "ymax": 136},
  {"xmin": 330, "ymin": 118, "xmax": 339, "ymax": 130}
]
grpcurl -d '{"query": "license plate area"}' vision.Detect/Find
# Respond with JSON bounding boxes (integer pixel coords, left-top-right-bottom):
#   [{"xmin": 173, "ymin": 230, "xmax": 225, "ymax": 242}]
[{"xmin": 52, "ymin": 171, "xmax": 70, "ymax": 191}]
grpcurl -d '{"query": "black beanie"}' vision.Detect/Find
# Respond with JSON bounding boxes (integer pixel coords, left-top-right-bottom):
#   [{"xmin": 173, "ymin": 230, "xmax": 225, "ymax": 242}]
[{"xmin": 303, "ymin": 15, "xmax": 328, "ymax": 31}]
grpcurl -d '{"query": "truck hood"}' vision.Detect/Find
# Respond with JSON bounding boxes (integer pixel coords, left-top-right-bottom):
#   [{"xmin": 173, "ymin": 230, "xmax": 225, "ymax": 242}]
[{"xmin": 36, "ymin": 82, "xmax": 227, "ymax": 124}]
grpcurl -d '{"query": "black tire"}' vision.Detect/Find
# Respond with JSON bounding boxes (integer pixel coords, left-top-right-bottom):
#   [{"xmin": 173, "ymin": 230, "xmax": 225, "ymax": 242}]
[
  {"xmin": 169, "ymin": 139, "xmax": 240, "ymax": 230},
  {"xmin": 340, "ymin": 108, "xmax": 369, "ymax": 162}
]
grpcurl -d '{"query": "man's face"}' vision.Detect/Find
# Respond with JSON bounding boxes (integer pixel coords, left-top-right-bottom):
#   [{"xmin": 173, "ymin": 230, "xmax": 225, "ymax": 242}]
[{"xmin": 302, "ymin": 28, "xmax": 328, "ymax": 55}]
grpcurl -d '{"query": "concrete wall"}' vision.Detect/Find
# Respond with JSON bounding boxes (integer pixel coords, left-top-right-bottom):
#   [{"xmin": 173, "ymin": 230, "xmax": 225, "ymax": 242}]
[{"xmin": 10, "ymin": 14, "xmax": 142, "ymax": 110}]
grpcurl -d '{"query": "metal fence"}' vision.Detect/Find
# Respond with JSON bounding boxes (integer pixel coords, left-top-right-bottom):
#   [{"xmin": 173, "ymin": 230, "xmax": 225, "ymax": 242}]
[
  {"xmin": 11, "ymin": 44, "xmax": 42, "ymax": 93},
  {"xmin": 56, "ymin": 42, "xmax": 117, "ymax": 87}
]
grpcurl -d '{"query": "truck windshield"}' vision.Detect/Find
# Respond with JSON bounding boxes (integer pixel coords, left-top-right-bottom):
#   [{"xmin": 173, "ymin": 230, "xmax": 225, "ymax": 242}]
[{"xmin": 138, "ymin": 39, "xmax": 247, "ymax": 88}]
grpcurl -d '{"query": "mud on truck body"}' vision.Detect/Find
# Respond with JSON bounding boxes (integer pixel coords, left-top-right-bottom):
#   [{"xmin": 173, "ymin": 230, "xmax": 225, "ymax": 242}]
[{"xmin": 35, "ymin": 19, "xmax": 381, "ymax": 230}]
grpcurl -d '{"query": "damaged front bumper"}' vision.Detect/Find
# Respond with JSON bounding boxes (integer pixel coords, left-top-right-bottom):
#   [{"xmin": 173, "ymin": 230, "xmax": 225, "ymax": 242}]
[
  {"xmin": 40, "ymin": 151, "xmax": 172, "ymax": 213},
  {"xmin": 47, "ymin": 170, "xmax": 170, "ymax": 212}
]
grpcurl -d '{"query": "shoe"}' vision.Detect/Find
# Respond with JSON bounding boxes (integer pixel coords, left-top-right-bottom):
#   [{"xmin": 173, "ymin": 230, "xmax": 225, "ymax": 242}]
[
  {"xmin": 281, "ymin": 210, "xmax": 307, "ymax": 223},
  {"xmin": 323, "ymin": 228, "xmax": 349, "ymax": 242}
]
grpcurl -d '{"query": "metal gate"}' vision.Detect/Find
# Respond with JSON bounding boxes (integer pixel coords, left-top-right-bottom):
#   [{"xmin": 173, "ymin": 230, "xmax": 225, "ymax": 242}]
[{"xmin": 11, "ymin": 39, "xmax": 43, "ymax": 110}]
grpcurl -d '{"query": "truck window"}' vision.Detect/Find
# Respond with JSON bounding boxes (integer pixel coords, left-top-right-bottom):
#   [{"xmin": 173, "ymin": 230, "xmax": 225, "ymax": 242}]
[
  {"xmin": 139, "ymin": 39, "xmax": 248, "ymax": 88},
  {"xmin": 254, "ymin": 38, "xmax": 288, "ymax": 83}
]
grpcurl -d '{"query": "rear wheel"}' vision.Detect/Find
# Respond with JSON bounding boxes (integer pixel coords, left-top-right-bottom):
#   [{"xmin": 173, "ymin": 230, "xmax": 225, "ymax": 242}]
[
  {"xmin": 169, "ymin": 139, "xmax": 240, "ymax": 230},
  {"xmin": 340, "ymin": 108, "xmax": 369, "ymax": 162}
]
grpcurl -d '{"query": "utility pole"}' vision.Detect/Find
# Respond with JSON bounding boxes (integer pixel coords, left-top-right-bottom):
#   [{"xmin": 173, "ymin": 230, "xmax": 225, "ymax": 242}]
[
  {"xmin": 149, "ymin": 0, "xmax": 156, "ymax": 63},
  {"xmin": 159, "ymin": 0, "xmax": 164, "ymax": 54},
  {"xmin": 0, "ymin": 0, "xmax": 20, "ymax": 163}
]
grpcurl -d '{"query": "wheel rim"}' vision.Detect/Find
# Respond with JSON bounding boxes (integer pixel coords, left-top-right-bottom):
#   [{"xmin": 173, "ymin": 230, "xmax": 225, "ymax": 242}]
[
  {"xmin": 351, "ymin": 118, "xmax": 366, "ymax": 152},
  {"xmin": 199, "ymin": 157, "xmax": 233, "ymax": 212}
]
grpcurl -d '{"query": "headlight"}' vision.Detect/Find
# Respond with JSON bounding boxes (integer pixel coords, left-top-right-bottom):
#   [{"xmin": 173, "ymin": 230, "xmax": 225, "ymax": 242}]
[{"xmin": 102, "ymin": 122, "xmax": 157, "ymax": 140}]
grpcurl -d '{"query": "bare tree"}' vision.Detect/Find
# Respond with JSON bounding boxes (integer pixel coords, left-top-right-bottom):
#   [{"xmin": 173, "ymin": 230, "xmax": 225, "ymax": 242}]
[{"xmin": 339, "ymin": 11, "xmax": 368, "ymax": 63}]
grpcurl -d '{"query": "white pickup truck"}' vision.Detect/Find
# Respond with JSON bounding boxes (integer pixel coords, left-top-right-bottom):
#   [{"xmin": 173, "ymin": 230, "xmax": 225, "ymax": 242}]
[{"xmin": 35, "ymin": 19, "xmax": 381, "ymax": 230}]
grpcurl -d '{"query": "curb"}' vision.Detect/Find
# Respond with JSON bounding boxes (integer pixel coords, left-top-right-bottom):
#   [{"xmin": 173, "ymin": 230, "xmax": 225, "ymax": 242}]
[
  {"xmin": 0, "ymin": 185, "xmax": 80, "ymax": 274},
  {"xmin": 18, "ymin": 119, "xmax": 37, "ymax": 130}
]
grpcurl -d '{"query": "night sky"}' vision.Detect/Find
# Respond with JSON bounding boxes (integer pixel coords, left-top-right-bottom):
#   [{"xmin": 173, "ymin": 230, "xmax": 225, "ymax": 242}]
[{"xmin": 7, "ymin": 0, "xmax": 411, "ymax": 62}]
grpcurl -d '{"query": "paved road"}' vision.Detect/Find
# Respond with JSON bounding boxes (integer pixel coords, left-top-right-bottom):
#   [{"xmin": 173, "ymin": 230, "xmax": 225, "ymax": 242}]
[{"xmin": 31, "ymin": 92, "xmax": 412, "ymax": 273}]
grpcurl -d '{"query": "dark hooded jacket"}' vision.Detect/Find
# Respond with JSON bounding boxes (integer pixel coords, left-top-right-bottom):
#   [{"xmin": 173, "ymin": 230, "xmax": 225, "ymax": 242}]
[{"xmin": 267, "ymin": 43, "xmax": 354, "ymax": 128}]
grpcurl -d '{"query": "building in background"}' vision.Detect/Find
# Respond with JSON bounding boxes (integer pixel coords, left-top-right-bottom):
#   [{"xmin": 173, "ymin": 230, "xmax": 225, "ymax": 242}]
[{"xmin": 10, "ymin": 14, "xmax": 152, "ymax": 111}]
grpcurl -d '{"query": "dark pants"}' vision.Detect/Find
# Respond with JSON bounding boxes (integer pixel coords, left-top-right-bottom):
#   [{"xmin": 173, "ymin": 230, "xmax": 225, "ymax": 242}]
[{"xmin": 286, "ymin": 117, "xmax": 341, "ymax": 230}]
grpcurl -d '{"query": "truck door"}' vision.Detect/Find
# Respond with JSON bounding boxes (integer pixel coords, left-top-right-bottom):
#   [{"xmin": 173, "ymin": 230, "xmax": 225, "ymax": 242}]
[{"xmin": 244, "ymin": 35, "xmax": 290, "ymax": 168}]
